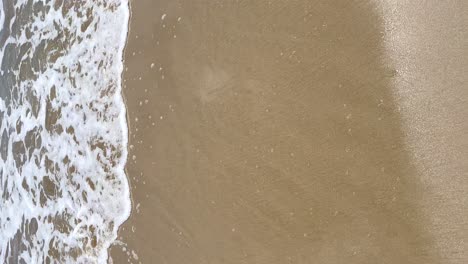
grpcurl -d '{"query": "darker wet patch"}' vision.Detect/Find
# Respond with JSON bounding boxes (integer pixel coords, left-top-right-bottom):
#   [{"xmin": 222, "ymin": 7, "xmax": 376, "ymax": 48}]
[{"xmin": 0, "ymin": 128, "xmax": 8, "ymax": 161}]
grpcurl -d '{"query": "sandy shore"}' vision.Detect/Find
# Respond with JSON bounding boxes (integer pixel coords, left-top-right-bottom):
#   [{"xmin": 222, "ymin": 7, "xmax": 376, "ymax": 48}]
[{"xmin": 110, "ymin": 1, "xmax": 468, "ymax": 263}]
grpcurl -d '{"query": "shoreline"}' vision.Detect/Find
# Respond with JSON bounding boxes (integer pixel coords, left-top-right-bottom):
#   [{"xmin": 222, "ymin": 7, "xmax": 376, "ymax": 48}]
[{"xmin": 107, "ymin": 0, "xmax": 133, "ymax": 261}]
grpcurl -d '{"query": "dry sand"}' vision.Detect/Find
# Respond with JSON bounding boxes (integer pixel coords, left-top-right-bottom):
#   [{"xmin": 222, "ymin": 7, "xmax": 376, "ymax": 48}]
[{"xmin": 110, "ymin": 1, "xmax": 468, "ymax": 263}]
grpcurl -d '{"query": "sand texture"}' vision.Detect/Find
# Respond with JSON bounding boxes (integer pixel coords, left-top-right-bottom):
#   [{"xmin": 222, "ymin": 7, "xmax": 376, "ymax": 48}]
[{"xmin": 110, "ymin": 1, "xmax": 468, "ymax": 263}]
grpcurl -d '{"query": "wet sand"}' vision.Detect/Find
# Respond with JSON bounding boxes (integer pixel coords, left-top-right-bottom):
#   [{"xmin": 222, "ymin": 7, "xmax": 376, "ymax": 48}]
[{"xmin": 110, "ymin": 0, "xmax": 468, "ymax": 263}]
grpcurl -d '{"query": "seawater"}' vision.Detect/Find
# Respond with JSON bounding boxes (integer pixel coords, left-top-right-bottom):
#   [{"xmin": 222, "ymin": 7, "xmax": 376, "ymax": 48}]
[{"xmin": 0, "ymin": 0, "xmax": 131, "ymax": 263}]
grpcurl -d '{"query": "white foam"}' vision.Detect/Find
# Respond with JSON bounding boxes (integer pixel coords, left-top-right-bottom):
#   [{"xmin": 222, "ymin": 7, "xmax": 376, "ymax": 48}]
[
  {"xmin": 0, "ymin": 5, "xmax": 4, "ymax": 32},
  {"xmin": 0, "ymin": 0, "xmax": 130, "ymax": 263}
]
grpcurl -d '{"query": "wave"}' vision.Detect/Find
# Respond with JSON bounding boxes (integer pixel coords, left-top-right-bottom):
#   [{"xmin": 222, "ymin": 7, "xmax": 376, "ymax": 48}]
[{"xmin": 0, "ymin": 0, "xmax": 130, "ymax": 262}]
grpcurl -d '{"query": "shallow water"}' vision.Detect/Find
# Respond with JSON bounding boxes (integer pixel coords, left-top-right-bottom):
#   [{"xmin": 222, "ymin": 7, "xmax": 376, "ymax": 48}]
[{"xmin": 0, "ymin": 1, "xmax": 130, "ymax": 262}]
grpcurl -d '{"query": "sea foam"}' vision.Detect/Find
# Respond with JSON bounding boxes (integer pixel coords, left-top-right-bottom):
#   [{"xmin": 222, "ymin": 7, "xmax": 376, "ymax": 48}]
[{"xmin": 0, "ymin": 0, "xmax": 130, "ymax": 263}]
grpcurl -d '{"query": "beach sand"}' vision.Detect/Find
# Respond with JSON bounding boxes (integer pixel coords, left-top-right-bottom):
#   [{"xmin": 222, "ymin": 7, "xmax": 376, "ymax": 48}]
[{"xmin": 110, "ymin": 1, "xmax": 468, "ymax": 263}]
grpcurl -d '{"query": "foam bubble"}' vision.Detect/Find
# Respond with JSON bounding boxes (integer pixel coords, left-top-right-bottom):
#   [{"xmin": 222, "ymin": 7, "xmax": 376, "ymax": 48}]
[{"xmin": 0, "ymin": 0, "xmax": 130, "ymax": 262}]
